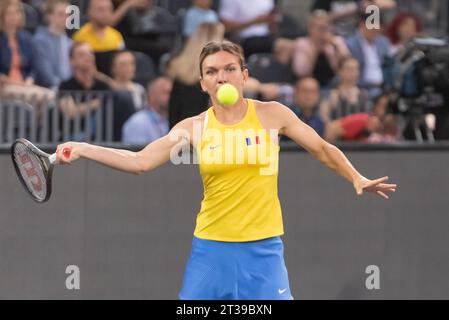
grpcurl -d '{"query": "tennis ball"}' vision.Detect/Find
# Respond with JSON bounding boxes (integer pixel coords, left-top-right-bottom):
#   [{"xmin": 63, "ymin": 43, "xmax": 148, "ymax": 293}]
[{"xmin": 217, "ymin": 84, "xmax": 239, "ymax": 106}]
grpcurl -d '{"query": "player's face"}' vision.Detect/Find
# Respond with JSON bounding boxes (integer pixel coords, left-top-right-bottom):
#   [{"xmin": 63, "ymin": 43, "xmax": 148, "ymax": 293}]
[{"xmin": 200, "ymin": 51, "xmax": 248, "ymax": 103}]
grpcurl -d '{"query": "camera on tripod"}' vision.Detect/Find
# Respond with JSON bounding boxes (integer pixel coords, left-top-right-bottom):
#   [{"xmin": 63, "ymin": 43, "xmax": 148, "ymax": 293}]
[{"xmin": 383, "ymin": 36, "xmax": 449, "ymax": 142}]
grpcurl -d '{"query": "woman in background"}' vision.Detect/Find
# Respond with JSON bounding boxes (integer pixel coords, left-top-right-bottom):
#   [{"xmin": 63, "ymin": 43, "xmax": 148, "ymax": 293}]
[
  {"xmin": 386, "ymin": 11, "xmax": 422, "ymax": 56},
  {"xmin": 320, "ymin": 57, "xmax": 370, "ymax": 123},
  {"xmin": 0, "ymin": 0, "xmax": 54, "ymax": 103}
]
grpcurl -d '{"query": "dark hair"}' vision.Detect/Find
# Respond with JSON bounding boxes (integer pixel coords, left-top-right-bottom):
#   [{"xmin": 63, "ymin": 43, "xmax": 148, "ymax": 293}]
[
  {"xmin": 295, "ymin": 77, "xmax": 319, "ymax": 89},
  {"xmin": 199, "ymin": 40, "xmax": 246, "ymax": 77},
  {"xmin": 386, "ymin": 12, "xmax": 422, "ymax": 44},
  {"xmin": 373, "ymin": 93, "xmax": 388, "ymax": 105},
  {"xmin": 338, "ymin": 56, "xmax": 359, "ymax": 71},
  {"xmin": 358, "ymin": 11, "xmax": 371, "ymax": 24},
  {"xmin": 111, "ymin": 49, "xmax": 134, "ymax": 65},
  {"xmin": 69, "ymin": 42, "xmax": 90, "ymax": 58}
]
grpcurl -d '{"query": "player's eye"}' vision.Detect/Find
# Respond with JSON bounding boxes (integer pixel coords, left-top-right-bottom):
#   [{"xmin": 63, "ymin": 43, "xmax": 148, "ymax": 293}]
[
  {"xmin": 226, "ymin": 67, "xmax": 236, "ymax": 72},
  {"xmin": 206, "ymin": 70, "xmax": 216, "ymax": 75}
]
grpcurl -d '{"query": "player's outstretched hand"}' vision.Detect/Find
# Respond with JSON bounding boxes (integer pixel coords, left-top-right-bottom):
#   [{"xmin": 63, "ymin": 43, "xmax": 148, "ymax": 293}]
[
  {"xmin": 55, "ymin": 142, "xmax": 85, "ymax": 165},
  {"xmin": 354, "ymin": 176, "xmax": 397, "ymax": 199}
]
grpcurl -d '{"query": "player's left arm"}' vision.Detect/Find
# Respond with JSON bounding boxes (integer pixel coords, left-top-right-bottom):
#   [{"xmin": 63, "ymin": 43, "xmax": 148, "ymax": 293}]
[{"xmin": 273, "ymin": 102, "xmax": 397, "ymax": 199}]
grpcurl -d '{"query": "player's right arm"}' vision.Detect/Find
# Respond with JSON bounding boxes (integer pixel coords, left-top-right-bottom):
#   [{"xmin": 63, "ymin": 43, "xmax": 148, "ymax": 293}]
[{"xmin": 56, "ymin": 117, "xmax": 195, "ymax": 174}]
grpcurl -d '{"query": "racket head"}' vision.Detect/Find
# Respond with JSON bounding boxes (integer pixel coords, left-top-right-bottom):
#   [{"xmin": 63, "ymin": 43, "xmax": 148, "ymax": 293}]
[{"xmin": 11, "ymin": 138, "xmax": 54, "ymax": 203}]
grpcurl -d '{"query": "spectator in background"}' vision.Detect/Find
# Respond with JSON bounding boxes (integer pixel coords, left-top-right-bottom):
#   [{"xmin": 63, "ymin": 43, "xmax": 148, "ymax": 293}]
[
  {"xmin": 279, "ymin": 69, "xmax": 395, "ymax": 144},
  {"xmin": 312, "ymin": 0, "xmax": 362, "ymax": 37},
  {"xmin": 289, "ymin": 77, "xmax": 325, "ymax": 138},
  {"xmin": 166, "ymin": 23, "xmax": 225, "ymax": 129},
  {"xmin": 325, "ymin": 111, "xmax": 382, "ymax": 142},
  {"xmin": 292, "ymin": 10, "xmax": 350, "ymax": 89},
  {"xmin": 0, "ymin": 0, "xmax": 54, "ymax": 102},
  {"xmin": 58, "ymin": 42, "xmax": 135, "ymax": 141},
  {"xmin": 324, "ymin": 94, "xmax": 397, "ymax": 142},
  {"xmin": 112, "ymin": 0, "xmax": 177, "ymax": 65},
  {"xmin": 386, "ymin": 11, "xmax": 422, "ymax": 55},
  {"xmin": 345, "ymin": 12, "xmax": 391, "ymax": 98},
  {"xmin": 33, "ymin": 0, "xmax": 72, "ymax": 88},
  {"xmin": 218, "ymin": 0, "xmax": 279, "ymax": 57},
  {"xmin": 366, "ymin": 93, "xmax": 397, "ymax": 142},
  {"xmin": 73, "ymin": 0, "xmax": 125, "ymax": 75},
  {"xmin": 98, "ymin": 50, "xmax": 146, "ymax": 110},
  {"xmin": 122, "ymin": 76, "xmax": 172, "ymax": 145},
  {"xmin": 110, "ymin": 0, "xmax": 149, "ymax": 27},
  {"xmin": 183, "ymin": 0, "xmax": 219, "ymax": 37},
  {"xmin": 73, "ymin": 0, "xmax": 125, "ymax": 52},
  {"xmin": 58, "ymin": 42, "xmax": 109, "ymax": 124},
  {"xmin": 319, "ymin": 57, "xmax": 370, "ymax": 123},
  {"xmin": 242, "ymin": 35, "xmax": 296, "ymax": 106},
  {"xmin": 311, "ymin": 0, "xmax": 396, "ymax": 37}
]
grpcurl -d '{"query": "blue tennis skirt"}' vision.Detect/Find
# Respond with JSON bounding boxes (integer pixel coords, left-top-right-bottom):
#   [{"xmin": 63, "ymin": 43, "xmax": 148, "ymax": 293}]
[{"xmin": 179, "ymin": 235, "xmax": 293, "ymax": 300}]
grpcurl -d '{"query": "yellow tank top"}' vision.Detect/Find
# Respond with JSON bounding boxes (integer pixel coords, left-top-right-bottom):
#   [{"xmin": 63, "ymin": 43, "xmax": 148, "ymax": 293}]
[{"xmin": 194, "ymin": 99, "xmax": 284, "ymax": 242}]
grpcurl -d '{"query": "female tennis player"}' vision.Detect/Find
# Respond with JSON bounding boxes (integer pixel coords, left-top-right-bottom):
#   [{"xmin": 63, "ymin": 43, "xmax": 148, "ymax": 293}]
[{"xmin": 55, "ymin": 40, "xmax": 397, "ymax": 300}]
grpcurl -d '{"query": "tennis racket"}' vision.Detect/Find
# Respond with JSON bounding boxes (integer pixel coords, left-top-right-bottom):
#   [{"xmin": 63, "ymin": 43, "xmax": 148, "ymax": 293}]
[{"xmin": 11, "ymin": 138, "xmax": 71, "ymax": 203}]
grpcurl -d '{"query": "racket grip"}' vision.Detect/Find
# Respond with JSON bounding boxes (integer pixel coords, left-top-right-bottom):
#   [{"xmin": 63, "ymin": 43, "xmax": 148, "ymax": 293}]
[{"xmin": 49, "ymin": 153, "xmax": 57, "ymax": 164}]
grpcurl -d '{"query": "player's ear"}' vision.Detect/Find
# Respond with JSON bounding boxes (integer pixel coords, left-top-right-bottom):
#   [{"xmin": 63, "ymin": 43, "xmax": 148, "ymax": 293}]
[
  {"xmin": 242, "ymin": 67, "xmax": 249, "ymax": 83},
  {"xmin": 242, "ymin": 67, "xmax": 249, "ymax": 80},
  {"xmin": 199, "ymin": 77, "xmax": 208, "ymax": 94}
]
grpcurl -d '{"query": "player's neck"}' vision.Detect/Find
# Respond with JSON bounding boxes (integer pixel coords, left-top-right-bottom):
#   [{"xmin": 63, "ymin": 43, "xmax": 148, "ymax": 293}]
[{"xmin": 213, "ymin": 99, "xmax": 247, "ymax": 124}]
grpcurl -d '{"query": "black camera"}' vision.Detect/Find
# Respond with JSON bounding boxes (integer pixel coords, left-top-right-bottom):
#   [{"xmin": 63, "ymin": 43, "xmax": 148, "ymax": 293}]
[
  {"xmin": 383, "ymin": 37, "xmax": 449, "ymax": 141},
  {"xmin": 386, "ymin": 37, "xmax": 449, "ymax": 97}
]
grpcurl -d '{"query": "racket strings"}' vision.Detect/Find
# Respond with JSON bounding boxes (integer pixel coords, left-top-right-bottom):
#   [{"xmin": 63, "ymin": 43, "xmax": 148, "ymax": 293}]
[{"xmin": 13, "ymin": 143, "xmax": 47, "ymax": 201}]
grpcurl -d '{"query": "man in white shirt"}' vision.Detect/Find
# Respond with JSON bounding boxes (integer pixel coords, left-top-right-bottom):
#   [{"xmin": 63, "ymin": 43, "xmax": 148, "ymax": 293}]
[{"xmin": 218, "ymin": 0, "xmax": 279, "ymax": 57}]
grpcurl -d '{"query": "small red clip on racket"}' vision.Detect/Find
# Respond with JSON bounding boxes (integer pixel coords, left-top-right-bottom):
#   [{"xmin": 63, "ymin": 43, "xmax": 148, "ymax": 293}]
[{"xmin": 11, "ymin": 138, "xmax": 71, "ymax": 203}]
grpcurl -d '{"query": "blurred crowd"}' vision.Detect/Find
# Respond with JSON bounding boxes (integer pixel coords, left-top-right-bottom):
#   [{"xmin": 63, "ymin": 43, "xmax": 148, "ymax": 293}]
[{"xmin": 0, "ymin": 0, "xmax": 448, "ymax": 145}]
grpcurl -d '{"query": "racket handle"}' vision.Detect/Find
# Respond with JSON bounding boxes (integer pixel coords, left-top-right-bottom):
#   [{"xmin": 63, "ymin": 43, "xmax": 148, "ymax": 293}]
[{"xmin": 49, "ymin": 153, "xmax": 57, "ymax": 164}]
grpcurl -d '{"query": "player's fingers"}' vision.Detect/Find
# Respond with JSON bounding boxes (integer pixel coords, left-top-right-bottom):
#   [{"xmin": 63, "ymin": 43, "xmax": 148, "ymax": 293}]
[
  {"xmin": 377, "ymin": 190, "xmax": 389, "ymax": 199},
  {"xmin": 369, "ymin": 176, "xmax": 389, "ymax": 186},
  {"xmin": 57, "ymin": 147, "xmax": 71, "ymax": 164},
  {"xmin": 378, "ymin": 183, "xmax": 397, "ymax": 188},
  {"xmin": 59, "ymin": 147, "xmax": 72, "ymax": 163},
  {"xmin": 375, "ymin": 184, "xmax": 396, "ymax": 192}
]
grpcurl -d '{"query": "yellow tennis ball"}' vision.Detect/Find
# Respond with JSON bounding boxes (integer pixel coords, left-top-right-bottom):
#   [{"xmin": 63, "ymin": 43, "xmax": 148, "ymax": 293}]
[{"xmin": 217, "ymin": 84, "xmax": 239, "ymax": 106}]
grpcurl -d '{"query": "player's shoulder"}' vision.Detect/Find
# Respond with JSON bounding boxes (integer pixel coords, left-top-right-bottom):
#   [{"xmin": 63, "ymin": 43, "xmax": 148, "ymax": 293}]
[
  {"xmin": 253, "ymin": 99, "xmax": 291, "ymax": 116},
  {"xmin": 252, "ymin": 99, "xmax": 297, "ymax": 129},
  {"xmin": 171, "ymin": 111, "xmax": 207, "ymax": 131}
]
